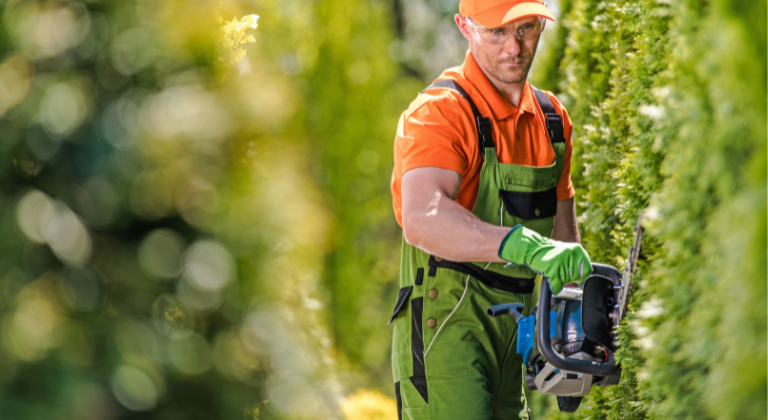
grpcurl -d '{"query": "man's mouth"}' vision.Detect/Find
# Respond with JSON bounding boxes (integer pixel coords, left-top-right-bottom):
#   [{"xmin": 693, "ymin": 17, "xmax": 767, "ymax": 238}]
[
  {"xmin": 499, "ymin": 57, "xmax": 528, "ymax": 67},
  {"xmin": 502, "ymin": 61, "xmax": 524, "ymax": 68}
]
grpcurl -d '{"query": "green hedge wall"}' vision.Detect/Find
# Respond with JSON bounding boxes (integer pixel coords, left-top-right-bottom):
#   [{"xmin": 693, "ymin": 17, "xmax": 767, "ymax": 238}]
[{"xmin": 534, "ymin": 0, "xmax": 767, "ymax": 419}]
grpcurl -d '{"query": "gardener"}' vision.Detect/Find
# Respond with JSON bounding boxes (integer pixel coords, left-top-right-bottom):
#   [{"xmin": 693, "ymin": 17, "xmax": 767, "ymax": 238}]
[{"xmin": 388, "ymin": 0, "xmax": 593, "ymax": 418}]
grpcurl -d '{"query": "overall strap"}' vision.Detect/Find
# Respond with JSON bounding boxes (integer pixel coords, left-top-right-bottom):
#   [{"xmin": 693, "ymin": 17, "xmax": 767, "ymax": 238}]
[
  {"xmin": 427, "ymin": 256, "xmax": 535, "ymax": 294},
  {"xmin": 530, "ymin": 86, "xmax": 566, "ymax": 145},
  {"xmin": 422, "ymin": 80, "xmax": 495, "ymax": 151}
]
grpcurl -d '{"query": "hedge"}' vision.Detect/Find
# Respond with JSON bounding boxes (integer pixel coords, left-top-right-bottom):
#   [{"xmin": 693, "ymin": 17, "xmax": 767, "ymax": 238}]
[{"xmin": 531, "ymin": 0, "xmax": 767, "ymax": 418}]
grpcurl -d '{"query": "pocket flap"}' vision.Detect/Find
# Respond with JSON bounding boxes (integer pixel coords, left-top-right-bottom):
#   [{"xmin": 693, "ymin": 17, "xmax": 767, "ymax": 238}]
[
  {"xmin": 388, "ymin": 286, "xmax": 413, "ymax": 325},
  {"xmin": 499, "ymin": 187, "xmax": 557, "ymax": 220}
]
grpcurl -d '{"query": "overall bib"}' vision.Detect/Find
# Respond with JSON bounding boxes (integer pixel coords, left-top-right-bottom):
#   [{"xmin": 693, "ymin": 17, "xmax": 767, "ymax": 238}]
[{"xmin": 389, "ymin": 80, "xmax": 566, "ymax": 420}]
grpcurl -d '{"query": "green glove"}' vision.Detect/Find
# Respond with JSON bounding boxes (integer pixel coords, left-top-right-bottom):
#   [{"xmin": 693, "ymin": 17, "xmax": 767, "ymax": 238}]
[{"xmin": 498, "ymin": 225, "xmax": 593, "ymax": 295}]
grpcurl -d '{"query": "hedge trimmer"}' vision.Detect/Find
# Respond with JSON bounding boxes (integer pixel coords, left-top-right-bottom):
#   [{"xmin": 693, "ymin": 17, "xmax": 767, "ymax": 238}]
[{"xmin": 487, "ymin": 214, "xmax": 644, "ymax": 412}]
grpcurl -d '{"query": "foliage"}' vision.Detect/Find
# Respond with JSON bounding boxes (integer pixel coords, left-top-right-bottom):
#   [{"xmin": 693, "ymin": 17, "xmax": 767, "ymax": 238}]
[
  {"xmin": 0, "ymin": 0, "xmax": 429, "ymax": 415},
  {"xmin": 0, "ymin": 0, "xmax": 348, "ymax": 418},
  {"xmin": 534, "ymin": 0, "xmax": 767, "ymax": 419},
  {"xmin": 299, "ymin": 0, "xmax": 428, "ymax": 393}
]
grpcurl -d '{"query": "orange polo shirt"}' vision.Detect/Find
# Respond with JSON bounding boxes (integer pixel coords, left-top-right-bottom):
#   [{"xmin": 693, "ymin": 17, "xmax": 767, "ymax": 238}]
[{"xmin": 391, "ymin": 51, "xmax": 575, "ymax": 228}]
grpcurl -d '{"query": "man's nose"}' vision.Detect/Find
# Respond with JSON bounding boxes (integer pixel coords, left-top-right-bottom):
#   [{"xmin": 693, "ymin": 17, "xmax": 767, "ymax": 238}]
[{"xmin": 502, "ymin": 35, "xmax": 522, "ymax": 56}]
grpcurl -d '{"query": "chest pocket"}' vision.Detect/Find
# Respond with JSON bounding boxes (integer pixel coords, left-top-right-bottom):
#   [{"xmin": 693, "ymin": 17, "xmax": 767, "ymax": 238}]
[{"xmin": 499, "ymin": 187, "xmax": 558, "ymax": 220}]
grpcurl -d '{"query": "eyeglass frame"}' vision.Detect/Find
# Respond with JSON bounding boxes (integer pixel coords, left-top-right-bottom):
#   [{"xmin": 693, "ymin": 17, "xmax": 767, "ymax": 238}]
[{"xmin": 465, "ymin": 16, "xmax": 546, "ymax": 44}]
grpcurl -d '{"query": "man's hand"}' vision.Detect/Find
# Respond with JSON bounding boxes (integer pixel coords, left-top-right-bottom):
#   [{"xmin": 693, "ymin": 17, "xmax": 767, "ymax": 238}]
[{"xmin": 498, "ymin": 225, "xmax": 593, "ymax": 294}]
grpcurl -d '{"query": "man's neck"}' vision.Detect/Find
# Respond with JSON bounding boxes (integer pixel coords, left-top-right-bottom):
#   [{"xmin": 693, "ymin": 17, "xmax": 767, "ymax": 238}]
[{"xmin": 488, "ymin": 74, "xmax": 526, "ymax": 108}]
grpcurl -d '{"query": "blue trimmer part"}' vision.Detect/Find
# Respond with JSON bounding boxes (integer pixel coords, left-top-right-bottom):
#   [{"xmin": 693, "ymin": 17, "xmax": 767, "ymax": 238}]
[
  {"xmin": 550, "ymin": 310, "xmax": 557, "ymax": 338},
  {"xmin": 486, "ymin": 303, "xmax": 525, "ymax": 321},
  {"xmin": 517, "ymin": 315, "xmax": 535, "ymax": 364},
  {"xmin": 517, "ymin": 311, "xmax": 557, "ymax": 365}
]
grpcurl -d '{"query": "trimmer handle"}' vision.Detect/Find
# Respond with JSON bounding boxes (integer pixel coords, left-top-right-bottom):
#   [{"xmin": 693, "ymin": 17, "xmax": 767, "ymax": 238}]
[
  {"xmin": 537, "ymin": 264, "xmax": 621, "ymax": 376},
  {"xmin": 487, "ymin": 303, "xmax": 525, "ymax": 322}
]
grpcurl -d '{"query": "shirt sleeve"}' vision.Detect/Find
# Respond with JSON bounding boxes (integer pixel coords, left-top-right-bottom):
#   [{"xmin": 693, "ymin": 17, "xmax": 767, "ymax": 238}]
[
  {"xmin": 391, "ymin": 91, "xmax": 478, "ymax": 228},
  {"xmin": 395, "ymin": 95, "xmax": 475, "ymax": 178}
]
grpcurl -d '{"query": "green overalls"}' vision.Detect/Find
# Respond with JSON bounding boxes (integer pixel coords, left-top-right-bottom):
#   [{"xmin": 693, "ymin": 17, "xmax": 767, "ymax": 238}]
[{"xmin": 389, "ymin": 80, "xmax": 566, "ymax": 420}]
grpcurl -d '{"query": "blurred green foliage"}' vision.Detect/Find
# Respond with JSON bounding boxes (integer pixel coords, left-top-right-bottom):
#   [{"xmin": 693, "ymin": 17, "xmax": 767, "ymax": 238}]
[
  {"xmin": 0, "ymin": 0, "xmax": 465, "ymax": 418},
  {"xmin": 0, "ymin": 0, "xmax": 403, "ymax": 417}
]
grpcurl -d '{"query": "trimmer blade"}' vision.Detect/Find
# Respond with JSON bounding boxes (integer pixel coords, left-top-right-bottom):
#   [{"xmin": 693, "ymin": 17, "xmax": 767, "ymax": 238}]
[{"xmin": 619, "ymin": 213, "xmax": 644, "ymax": 323}]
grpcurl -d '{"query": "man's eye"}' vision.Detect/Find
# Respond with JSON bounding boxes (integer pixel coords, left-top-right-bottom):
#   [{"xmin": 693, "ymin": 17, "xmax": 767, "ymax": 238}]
[
  {"xmin": 490, "ymin": 28, "xmax": 506, "ymax": 35},
  {"xmin": 520, "ymin": 23, "xmax": 534, "ymax": 31}
]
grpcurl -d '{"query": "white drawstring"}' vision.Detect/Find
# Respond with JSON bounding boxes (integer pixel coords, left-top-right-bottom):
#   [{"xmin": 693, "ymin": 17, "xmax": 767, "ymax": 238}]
[{"xmin": 424, "ymin": 275, "xmax": 471, "ymax": 357}]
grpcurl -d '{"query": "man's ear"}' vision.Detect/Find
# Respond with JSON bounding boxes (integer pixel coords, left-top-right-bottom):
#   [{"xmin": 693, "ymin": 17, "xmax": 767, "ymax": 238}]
[{"xmin": 454, "ymin": 14, "xmax": 472, "ymax": 41}]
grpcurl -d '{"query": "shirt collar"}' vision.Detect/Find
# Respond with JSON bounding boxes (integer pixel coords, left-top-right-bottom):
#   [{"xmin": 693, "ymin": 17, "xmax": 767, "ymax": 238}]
[{"xmin": 462, "ymin": 50, "xmax": 537, "ymax": 120}]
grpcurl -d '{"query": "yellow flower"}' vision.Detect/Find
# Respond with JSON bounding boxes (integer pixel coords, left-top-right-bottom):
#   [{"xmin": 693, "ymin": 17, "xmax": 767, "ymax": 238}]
[
  {"xmin": 341, "ymin": 389, "xmax": 397, "ymax": 420},
  {"xmin": 218, "ymin": 14, "xmax": 260, "ymax": 65},
  {"xmin": 240, "ymin": 14, "xmax": 259, "ymax": 29}
]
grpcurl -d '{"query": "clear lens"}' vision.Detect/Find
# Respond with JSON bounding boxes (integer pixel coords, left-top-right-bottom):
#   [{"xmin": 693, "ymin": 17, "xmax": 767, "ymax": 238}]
[{"xmin": 469, "ymin": 18, "xmax": 544, "ymax": 44}]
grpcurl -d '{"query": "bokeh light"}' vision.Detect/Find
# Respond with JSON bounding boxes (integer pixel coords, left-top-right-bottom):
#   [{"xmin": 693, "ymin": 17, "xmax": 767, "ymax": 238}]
[
  {"xmin": 167, "ymin": 331, "xmax": 212, "ymax": 375},
  {"xmin": 0, "ymin": 0, "xmax": 446, "ymax": 417},
  {"xmin": 138, "ymin": 229, "xmax": 185, "ymax": 280},
  {"xmin": 111, "ymin": 365, "xmax": 158, "ymax": 411},
  {"xmin": 1, "ymin": 273, "xmax": 66, "ymax": 362},
  {"xmin": 17, "ymin": 189, "xmax": 92, "ymax": 265}
]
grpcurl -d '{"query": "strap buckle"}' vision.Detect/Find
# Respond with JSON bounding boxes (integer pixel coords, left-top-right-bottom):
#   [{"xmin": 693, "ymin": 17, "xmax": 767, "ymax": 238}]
[
  {"xmin": 477, "ymin": 116, "xmax": 495, "ymax": 150},
  {"xmin": 545, "ymin": 114, "xmax": 565, "ymax": 144}
]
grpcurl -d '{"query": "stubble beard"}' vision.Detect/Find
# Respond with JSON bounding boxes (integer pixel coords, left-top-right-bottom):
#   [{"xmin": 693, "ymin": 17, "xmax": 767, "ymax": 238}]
[{"xmin": 488, "ymin": 55, "xmax": 532, "ymax": 84}]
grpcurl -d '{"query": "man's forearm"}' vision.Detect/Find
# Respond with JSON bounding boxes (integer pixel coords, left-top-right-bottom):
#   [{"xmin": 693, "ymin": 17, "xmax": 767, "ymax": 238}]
[
  {"xmin": 403, "ymin": 192, "xmax": 509, "ymax": 263},
  {"xmin": 551, "ymin": 197, "xmax": 581, "ymax": 244},
  {"xmin": 551, "ymin": 197, "xmax": 583, "ymax": 287},
  {"xmin": 405, "ymin": 197, "xmax": 582, "ymax": 262}
]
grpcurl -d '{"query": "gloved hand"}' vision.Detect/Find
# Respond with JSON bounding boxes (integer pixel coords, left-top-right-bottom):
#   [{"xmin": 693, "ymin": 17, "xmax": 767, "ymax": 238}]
[{"xmin": 497, "ymin": 225, "xmax": 593, "ymax": 295}]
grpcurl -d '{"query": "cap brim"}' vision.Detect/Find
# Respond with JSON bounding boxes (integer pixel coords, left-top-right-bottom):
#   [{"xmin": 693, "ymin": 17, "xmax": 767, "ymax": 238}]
[{"xmin": 471, "ymin": 2, "xmax": 555, "ymax": 28}]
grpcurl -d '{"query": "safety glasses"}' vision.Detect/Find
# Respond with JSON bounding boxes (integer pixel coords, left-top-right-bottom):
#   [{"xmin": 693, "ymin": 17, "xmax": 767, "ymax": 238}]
[{"xmin": 466, "ymin": 17, "xmax": 546, "ymax": 45}]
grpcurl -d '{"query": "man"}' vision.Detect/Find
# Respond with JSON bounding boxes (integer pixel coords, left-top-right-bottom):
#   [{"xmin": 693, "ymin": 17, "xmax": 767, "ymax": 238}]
[{"xmin": 388, "ymin": 0, "xmax": 593, "ymax": 418}]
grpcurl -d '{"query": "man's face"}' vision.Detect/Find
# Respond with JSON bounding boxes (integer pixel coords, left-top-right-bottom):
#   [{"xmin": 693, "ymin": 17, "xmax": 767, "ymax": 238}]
[{"xmin": 457, "ymin": 16, "xmax": 543, "ymax": 85}]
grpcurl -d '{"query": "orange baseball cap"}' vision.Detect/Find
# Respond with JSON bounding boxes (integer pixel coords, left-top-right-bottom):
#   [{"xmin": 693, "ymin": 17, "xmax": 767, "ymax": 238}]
[{"xmin": 459, "ymin": 0, "xmax": 555, "ymax": 28}]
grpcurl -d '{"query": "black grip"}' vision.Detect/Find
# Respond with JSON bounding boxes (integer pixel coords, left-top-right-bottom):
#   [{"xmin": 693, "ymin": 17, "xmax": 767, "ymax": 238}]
[{"xmin": 537, "ymin": 272, "xmax": 620, "ymax": 376}]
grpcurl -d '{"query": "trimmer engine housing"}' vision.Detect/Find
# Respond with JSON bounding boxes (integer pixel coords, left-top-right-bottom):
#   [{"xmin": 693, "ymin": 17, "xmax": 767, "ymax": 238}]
[{"xmin": 487, "ymin": 263, "xmax": 624, "ymax": 412}]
